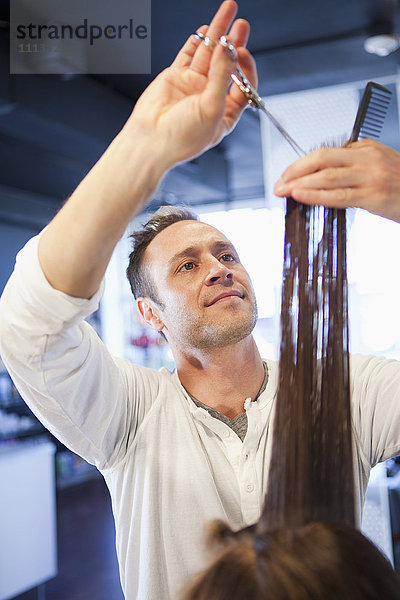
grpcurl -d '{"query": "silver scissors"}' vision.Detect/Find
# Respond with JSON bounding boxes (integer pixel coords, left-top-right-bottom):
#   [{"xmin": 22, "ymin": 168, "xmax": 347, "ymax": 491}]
[{"xmin": 193, "ymin": 32, "xmax": 306, "ymax": 157}]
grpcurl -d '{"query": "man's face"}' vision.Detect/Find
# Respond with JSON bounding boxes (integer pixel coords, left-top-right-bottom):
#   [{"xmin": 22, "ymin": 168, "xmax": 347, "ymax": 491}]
[{"xmin": 142, "ymin": 220, "xmax": 258, "ymax": 351}]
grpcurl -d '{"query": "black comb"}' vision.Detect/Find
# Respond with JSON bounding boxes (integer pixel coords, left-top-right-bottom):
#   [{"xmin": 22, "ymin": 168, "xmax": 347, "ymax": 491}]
[{"xmin": 349, "ymin": 81, "xmax": 392, "ymax": 143}]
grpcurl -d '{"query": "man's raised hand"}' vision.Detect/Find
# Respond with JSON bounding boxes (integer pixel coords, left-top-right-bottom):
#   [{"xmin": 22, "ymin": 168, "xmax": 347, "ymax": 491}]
[{"xmin": 123, "ymin": 1, "xmax": 257, "ymax": 170}]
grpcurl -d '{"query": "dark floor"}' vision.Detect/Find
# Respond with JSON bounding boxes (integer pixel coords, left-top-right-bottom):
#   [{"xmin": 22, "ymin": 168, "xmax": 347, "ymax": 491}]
[{"xmin": 14, "ymin": 477, "xmax": 124, "ymax": 600}]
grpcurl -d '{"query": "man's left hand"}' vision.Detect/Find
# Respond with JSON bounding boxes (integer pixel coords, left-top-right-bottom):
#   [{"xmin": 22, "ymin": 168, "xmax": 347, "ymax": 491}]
[{"xmin": 274, "ymin": 139, "xmax": 400, "ymax": 223}]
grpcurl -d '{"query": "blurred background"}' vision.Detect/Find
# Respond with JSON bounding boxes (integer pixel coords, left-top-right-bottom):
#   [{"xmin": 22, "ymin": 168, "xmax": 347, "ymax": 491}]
[{"xmin": 1, "ymin": 0, "xmax": 400, "ymax": 598}]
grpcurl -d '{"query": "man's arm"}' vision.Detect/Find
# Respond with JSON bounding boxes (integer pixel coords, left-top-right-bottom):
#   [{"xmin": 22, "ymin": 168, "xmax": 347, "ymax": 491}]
[
  {"xmin": 38, "ymin": 0, "xmax": 257, "ymax": 300},
  {"xmin": 0, "ymin": 1, "xmax": 257, "ymax": 468},
  {"xmin": 273, "ymin": 139, "xmax": 400, "ymax": 223}
]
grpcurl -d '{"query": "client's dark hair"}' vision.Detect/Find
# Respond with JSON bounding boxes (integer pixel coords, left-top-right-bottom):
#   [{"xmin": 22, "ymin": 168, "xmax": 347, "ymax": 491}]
[
  {"xmin": 261, "ymin": 200, "xmax": 354, "ymax": 532},
  {"xmin": 181, "ymin": 199, "xmax": 400, "ymax": 599},
  {"xmin": 184, "ymin": 520, "xmax": 400, "ymax": 599},
  {"xmin": 126, "ymin": 205, "xmax": 198, "ymax": 303}
]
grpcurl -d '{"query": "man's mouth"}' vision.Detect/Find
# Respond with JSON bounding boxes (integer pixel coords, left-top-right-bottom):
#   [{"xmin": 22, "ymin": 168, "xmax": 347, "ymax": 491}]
[{"xmin": 206, "ymin": 291, "xmax": 243, "ymax": 307}]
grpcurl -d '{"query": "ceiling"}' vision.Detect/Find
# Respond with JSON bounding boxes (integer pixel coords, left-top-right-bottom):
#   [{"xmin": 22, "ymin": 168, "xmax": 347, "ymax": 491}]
[{"xmin": 1, "ymin": 0, "xmax": 400, "ymax": 231}]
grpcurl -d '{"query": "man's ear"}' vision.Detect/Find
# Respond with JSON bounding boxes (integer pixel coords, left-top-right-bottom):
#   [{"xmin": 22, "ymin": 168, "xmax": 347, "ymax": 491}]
[{"xmin": 137, "ymin": 297, "xmax": 165, "ymax": 332}]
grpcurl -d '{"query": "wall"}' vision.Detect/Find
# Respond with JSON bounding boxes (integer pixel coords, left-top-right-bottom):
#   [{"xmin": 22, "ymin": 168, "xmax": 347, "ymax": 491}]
[{"xmin": 0, "ymin": 221, "xmax": 38, "ymax": 295}]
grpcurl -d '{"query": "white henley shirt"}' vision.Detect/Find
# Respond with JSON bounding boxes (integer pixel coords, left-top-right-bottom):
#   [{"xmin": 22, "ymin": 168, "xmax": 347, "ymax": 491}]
[{"xmin": 1, "ymin": 236, "xmax": 400, "ymax": 599}]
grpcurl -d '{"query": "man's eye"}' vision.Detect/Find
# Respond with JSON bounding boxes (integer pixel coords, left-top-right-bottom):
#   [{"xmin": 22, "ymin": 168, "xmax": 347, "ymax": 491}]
[
  {"xmin": 179, "ymin": 262, "xmax": 195, "ymax": 272},
  {"xmin": 221, "ymin": 254, "xmax": 235, "ymax": 262}
]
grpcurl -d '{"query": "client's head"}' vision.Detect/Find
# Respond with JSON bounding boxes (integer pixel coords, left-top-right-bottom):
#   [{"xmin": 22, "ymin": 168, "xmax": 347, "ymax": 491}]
[{"xmin": 182, "ymin": 520, "xmax": 400, "ymax": 600}]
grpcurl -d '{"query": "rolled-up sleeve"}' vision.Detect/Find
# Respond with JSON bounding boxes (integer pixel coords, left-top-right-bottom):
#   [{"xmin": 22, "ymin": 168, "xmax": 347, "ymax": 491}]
[{"xmin": 350, "ymin": 353, "xmax": 400, "ymax": 468}]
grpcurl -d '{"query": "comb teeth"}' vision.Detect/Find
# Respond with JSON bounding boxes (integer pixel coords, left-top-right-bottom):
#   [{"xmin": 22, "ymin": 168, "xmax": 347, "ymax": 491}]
[{"xmin": 350, "ymin": 82, "xmax": 392, "ymax": 143}]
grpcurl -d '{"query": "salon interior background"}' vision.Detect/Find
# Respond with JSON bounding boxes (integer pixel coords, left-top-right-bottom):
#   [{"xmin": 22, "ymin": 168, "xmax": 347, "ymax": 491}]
[
  {"xmin": 1, "ymin": 0, "xmax": 400, "ymax": 299},
  {"xmin": 1, "ymin": 3, "xmax": 400, "ymax": 594}
]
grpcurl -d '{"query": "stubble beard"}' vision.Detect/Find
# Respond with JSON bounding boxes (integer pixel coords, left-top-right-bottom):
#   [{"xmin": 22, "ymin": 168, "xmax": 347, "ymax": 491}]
[{"xmin": 168, "ymin": 296, "xmax": 259, "ymax": 351}]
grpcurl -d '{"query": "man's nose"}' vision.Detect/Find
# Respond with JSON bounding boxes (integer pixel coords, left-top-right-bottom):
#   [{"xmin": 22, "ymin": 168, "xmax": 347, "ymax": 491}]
[{"xmin": 205, "ymin": 259, "xmax": 233, "ymax": 285}]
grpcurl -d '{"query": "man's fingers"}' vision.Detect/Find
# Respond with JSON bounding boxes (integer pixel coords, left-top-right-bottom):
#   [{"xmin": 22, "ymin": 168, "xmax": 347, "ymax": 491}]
[
  {"xmin": 201, "ymin": 43, "xmax": 233, "ymax": 114},
  {"xmin": 190, "ymin": 0, "xmax": 238, "ymax": 75},
  {"xmin": 201, "ymin": 16, "xmax": 254, "ymax": 116},
  {"xmin": 278, "ymin": 140, "xmax": 381, "ymax": 188},
  {"xmin": 274, "ymin": 166, "xmax": 364, "ymax": 197},
  {"xmin": 278, "ymin": 147, "xmax": 357, "ymax": 185},
  {"xmin": 171, "ymin": 1, "xmax": 239, "ymax": 73},
  {"xmin": 227, "ymin": 17, "xmax": 250, "ymax": 49},
  {"xmin": 170, "ymin": 5, "xmax": 255, "ymax": 119},
  {"xmin": 290, "ymin": 186, "xmax": 359, "ymax": 209},
  {"xmin": 227, "ymin": 46, "xmax": 257, "ymax": 108},
  {"xmin": 171, "ymin": 25, "xmax": 208, "ymax": 69}
]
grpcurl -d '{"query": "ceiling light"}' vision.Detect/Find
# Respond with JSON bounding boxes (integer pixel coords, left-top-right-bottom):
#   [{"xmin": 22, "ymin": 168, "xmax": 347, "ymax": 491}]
[{"xmin": 364, "ymin": 34, "xmax": 400, "ymax": 56}]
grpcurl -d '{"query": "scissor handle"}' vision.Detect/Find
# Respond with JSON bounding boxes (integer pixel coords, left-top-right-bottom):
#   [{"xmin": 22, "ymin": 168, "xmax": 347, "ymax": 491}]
[{"xmin": 193, "ymin": 32, "xmax": 306, "ymax": 157}]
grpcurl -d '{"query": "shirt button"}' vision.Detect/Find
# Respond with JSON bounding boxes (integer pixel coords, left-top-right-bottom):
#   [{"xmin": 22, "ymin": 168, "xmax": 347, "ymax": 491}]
[
  {"xmin": 223, "ymin": 430, "xmax": 230, "ymax": 438},
  {"xmin": 246, "ymin": 484, "xmax": 254, "ymax": 493},
  {"xmin": 244, "ymin": 453, "xmax": 249, "ymax": 461}
]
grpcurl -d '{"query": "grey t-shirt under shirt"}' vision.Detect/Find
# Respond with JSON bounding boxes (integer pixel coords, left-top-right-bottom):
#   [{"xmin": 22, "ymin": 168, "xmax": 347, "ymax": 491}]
[{"xmin": 189, "ymin": 362, "xmax": 269, "ymax": 442}]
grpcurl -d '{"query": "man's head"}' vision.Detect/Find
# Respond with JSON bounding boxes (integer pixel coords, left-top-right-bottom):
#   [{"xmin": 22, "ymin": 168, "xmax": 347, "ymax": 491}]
[
  {"xmin": 127, "ymin": 206, "xmax": 258, "ymax": 352},
  {"xmin": 127, "ymin": 206, "xmax": 198, "ymax": 305}
]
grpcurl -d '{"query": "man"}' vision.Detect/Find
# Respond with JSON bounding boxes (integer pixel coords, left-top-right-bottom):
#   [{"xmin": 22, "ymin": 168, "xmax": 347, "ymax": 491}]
[{"xmin": 1, "ymin": 1, "xmax": 400, "ymax": 598}]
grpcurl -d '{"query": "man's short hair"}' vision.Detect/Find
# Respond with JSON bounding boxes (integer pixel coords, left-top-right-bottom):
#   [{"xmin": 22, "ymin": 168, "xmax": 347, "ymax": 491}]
[{"xmin": 126, "ymin": 206, "xmax": 199, "ymax": 305}]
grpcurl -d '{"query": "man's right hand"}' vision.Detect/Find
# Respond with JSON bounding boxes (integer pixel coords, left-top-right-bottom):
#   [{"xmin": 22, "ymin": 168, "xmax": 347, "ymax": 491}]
[{"xmin": 123, "ymin": 0, "xmax": 256, "ymax": 171}]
